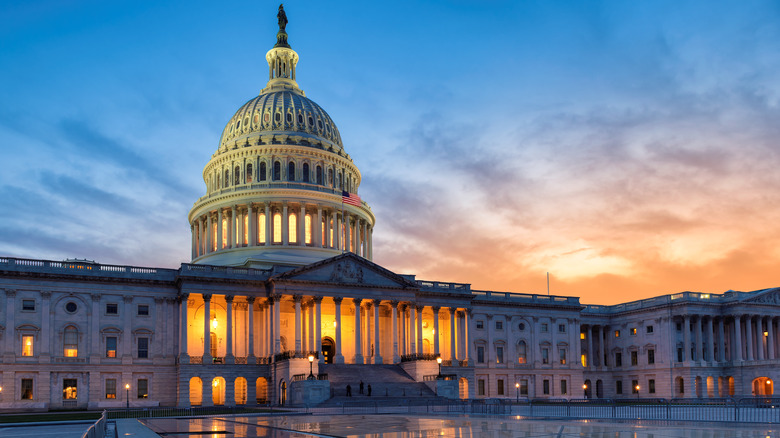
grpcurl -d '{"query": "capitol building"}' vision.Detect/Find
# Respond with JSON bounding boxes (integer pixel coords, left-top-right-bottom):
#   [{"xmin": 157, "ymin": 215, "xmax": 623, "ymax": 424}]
[{"xmin": 1, "ymin": 9, "xmax": 779, "ymax": 411}]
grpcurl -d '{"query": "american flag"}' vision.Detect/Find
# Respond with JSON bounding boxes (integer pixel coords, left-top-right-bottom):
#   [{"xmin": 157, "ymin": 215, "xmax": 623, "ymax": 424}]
[{"xmin": 342, "ymin": 191, "xmax": 362, "ymax": 207}]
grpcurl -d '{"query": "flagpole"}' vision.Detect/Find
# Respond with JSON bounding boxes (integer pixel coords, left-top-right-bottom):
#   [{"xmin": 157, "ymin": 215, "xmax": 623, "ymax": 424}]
[{"xmin": 547, "ymin": 272, "xmax": 550, "ymax": 295}]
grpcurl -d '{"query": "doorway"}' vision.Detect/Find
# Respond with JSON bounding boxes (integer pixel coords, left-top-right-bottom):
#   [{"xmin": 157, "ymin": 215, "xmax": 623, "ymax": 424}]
[{"xmin": 322, "ymin": 338, "xmax": 335, "ymax": 364}]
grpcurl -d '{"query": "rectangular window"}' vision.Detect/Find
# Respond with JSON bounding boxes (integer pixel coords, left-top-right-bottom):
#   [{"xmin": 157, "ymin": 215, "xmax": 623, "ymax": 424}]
[
  {"xmin": 581, "ymin": 353, "xmax": 587, "ymax": 367},
  {"xmin": 677, "ymin": 347, "xmax": 683, "ymax": 363},
  {"xmin": 22, "ymin": 335, "xmax": 33, "ymax": 356},
  {"xmin": 676, "ymin": 322, "xmax": 682, "ymax": 331},
  {"xmin": 137, "ymin": 379, "xmax": 148, "ymax": 399},
  {"xmin": 614, "ymin": 330, "xmax": 620, "ymax": 338},
  {"xmin": 520, "ymin": 379, "xmax": 528, "ymax": 395},
  {"xmin": 648, "ymin": 349, "xmax": 655, "ymax": 364},
  {"xmin": 631, "ymin": 351, "xmax": 638, "ymax": 366},
  {"xmin": 497, "ymin": 379, "xmax": 504, "ymax": 395},
  {"xmin": 476, "ymin": 321, "xmax": 484, "ymax": 329},
  {"xmin": 632, "ymin": 379, "xmax": 639, "ymax": 394},
  {"xmin": 106, "ymin": 303, "xmax": 118, "ymax": 315},
  {"xmin": 580, "ymin": 332, "xmax": 586, "ymax": 340},
  {"xmin": 560, "ymin": 380, "xmax": 567, "ymax": 395},
  {"xmin": 63, "ymin": 379, "xmax": 78, "ymax": 400},
  {"xmin": 541, "ymin": 323, "xmax": 549, "ymax": 333},
  {"xmin": 478, "ymin": 379, "xmax": 485, "ymax": 396},
  {"xmin": 495, "ymin": 321, "xmax": 503, "ymax": 330},
  {"xmin": 22, "ymin": 299, "xmax": 35, "ymax": 311},
  {"xmin": 137, "ymin": 304, "xmax": 149, "ymax": 316},
  {"xmin": 630, "ymin": 327, "xmax": 637, "ymax": 336},
  {"xmin": 649, "ymin": 379, "xmax": 656, "ymax": 394},
  {"xmin": 106, "ymin": 379, "xmax": 117, "ymax": 399},
  {"xmin": 542, "ymin": 348, "xmax": 549, "ymax": 364},
  {"xmin": 646, "ymin": 325, "xmax": 654, "ymax": 334},
  {"xmin": 616, "ymin": 380, "xmax": 623, "ymax": 395},
  {"xmin": 21, "ymin": 379, "xmax": 33, "ymax": 400},
  {"xmin": 106, "ymin": 337, "xmax": 117, "ymax": 358},
  {"xmin": 64, "ymin": 328, "xmax": 78, "ymax": 357},
  {"xmin": 477, "ymin": 346, "xmax": 485, "ymax": 363},
  {"xmin": 615, "ymin": 352, "xmax": 622, "ymax": 367},
  {"xmin": 559, "ymin": 348, "xmax": 566, "ymax": 365},
  {"xmin": 543, "ymin": 379, "xmax": 550, "ymax": 395},
  {"xmin": 558, "ymin": 324, "xmax": 566, "ymax": 333},
  {"xmin": 496, "ymin": 346, "xmax": 504, "ymax": 364},
  {"xmin": 138, "ymin": 337, "xmax": 149, "ymax": 359}
]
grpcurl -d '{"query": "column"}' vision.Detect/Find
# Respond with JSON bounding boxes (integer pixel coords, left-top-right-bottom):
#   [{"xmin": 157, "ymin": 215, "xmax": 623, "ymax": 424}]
[
  {"xmin": 203, "ymin": 295, "xmax": 212, "ymax": 361},
  {"xmin": 264, "ymin": 204, "xmax": 271, "ymax": 246},
  {"xmin": 315, "ymin": 297, "xmax": 323, "ymax": 363},
  {"xmin": 248, "ymin": 204, "xmax": 256, "ymax": 246},
  {"xmin": 746, "ymin": 316, "xmax": 754, "ymax": 361},
  {"xmin": 197, "ymin": 218, "xmax": 204, "ymax": 256},
  {"xmin": 391, "ymin": 301, "xmax": 399, "ymax": 363},
  {"xmin": 191, "ymin": 224, "xmax": 196, "ymax": 259},
  {"xmin": 364, "ymin": 302, "xmax": 371, "ymax": 358},
  {"xmin": 362, "ymin": 221, "xmax": 368, "ymax": 257},
  {"xmin": 682, "ymin": 315, "xmax": 691, "ymax": 363},
  {"xmin": 733, "ymin": 316, "xmax": 743, "ymax": 362},
  {"xmin": 597, "ymin": 325, "xmax": 604, "ymax": 367},
  {"xmin": 416, "ymin": 305, "xmax": 424, "ymax": 355},
  {"xmin": 334, "ymin": 297, "xmax": 344, "ymax": 363},
  {"xmin": 586, "ymin": 325, "xmax": 593, "ymax": 368},
  {"xmin": 353, "ymin": 298, "xmax": 363, "ymax": 363},
  {"xmin": 225, "ymin": 295, "xmax": 235, "ymax": 363},
  {"xmin": 217, "ymin": 209, "xmax": 224, "ymax": 250},
  {"xmin": 768, "ymin": 317, "xmax": 775, "ymax": 360},
  {"xmin": 409, "ymin": 305, "xmax": 417, "ymax": 355},
  {"xmin": 344, "ymin": 214, "xmax": 351, "ymax": 252},
  {"xmin": 433, "ymin": 306, "xmax": 440, "ymax": 357},
  {"xmin": 368, "ymin": 227, "xmax": 373, "ymax": 260},
  {"xmin": 247, "ymin": 297, "xmax": 255, "ymax": 361},
  {"xmin": 449, "ymin": 308, "xmax": 457, "ymax": 362},
  {"xmin": 464, "ymin": 309, "xmax": 471, "ymax": 364},
  {"xmin": 206, "ymin": 213, "xmax": 213, "ymax": 253},
  {"xmin": 332, "ymin": 211, "xmax": 340, "ymax": 250},
  {"xmin": 373, "ymin": 299, "xmax": 382, "ymax": 364},
  {"xmin": 400, "ymin": 305, "xmax": 407, "ymax": 356},
  {"xmin": 298, "ymin": 204, "xmax": 305, "ymax": 245},
  {"xmin": 717, "ymin": 318, "xmax": 725, "ymax": 362},
  {"xmin": 294, "ymin": 295, "xmax": 302, "ymax": 351},
  {"xmin": 707, "ymin": 317, "xmax": 715, "ymax": 363},
  {"xmin": 282, "ymin": 203, "xmax": 289, "ymax": 245},
  {"xmin": 695, "ymin": 316, "xmax": 703, "ymax": 362},
  {"xmin": 230, "ymin": 206, "xmax": 237, "ymax": 248},
  {"xmin": 308, "ymin": 302, "xmax": 314, "ymax": 352},
  {"xmin": 315, "ymin": 206, "xmax": 323, "ymax": 248},
  {"xmin": 179, "ymin": 294, "xmax": 189, "ymax": 359},
  {"xmin": 273, "ymin": 297, "xmax": 281, "ymax": 354},
  {"xmin": 756, "ymin": 316, "xmax": 764, "ymax": 360}
]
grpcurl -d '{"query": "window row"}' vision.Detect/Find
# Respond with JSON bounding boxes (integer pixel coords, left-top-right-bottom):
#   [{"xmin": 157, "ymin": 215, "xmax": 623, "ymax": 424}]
[
  {"xmin": 227, "ymin": 110, "xmax": 334, "ymax": 138},
  {"xmin": 16, "ymin": 300, "xmax": 150, "ymax": 316},
  {"xmin": 475, "ymin": 342, "xmax": 570, "ymax": 366},
  {"xmin": 474, "ymin": 320, "xmax": 569, "ymax": 333},
  {"xmin": 17, "ymin": 377, "xmax": 149, "ymax": 401},
  {"xmin": 210, "ymin": 161, "xmax": 357, "ymax": 193},
  {"xmin": 20, "ymin": 328, "xmax": 152, "ymax": 359}
]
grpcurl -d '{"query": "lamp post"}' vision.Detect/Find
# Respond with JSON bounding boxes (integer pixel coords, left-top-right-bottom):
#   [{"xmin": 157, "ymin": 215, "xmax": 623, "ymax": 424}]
[
  {"xmin": 436, "ymin": 356, "xmax": 442, "ymax": 377},
  {"xmin": 125, "ymin": 383, "xmax": 130, "ymax": 409},
  {"xmin": 515, "ymin": 382, "xmax": 519, "ymax": 402},
  {"xmin": 583, "ymin": 383, "xmax": 588, "ymax": 398},
  {"xmin": 635, "ymin": 384, "xmax": 640, "ymax": 399},
  {"xmin": 308, "ymin": 354, "xmax": 315, "ymax": 379}
]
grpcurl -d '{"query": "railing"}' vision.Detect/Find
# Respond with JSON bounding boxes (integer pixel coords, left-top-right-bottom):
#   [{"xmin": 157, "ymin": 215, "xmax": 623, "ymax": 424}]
[
  {"xmin": 105, "ymin": 405, "xmax": 275, "ymax": 420},
  {"xmin": 81, "ymin": 410, "xmax": 106, "ymax": 438},
  {"xmin": 291, "ymin": 373, "xmax": 327, "ymax": 382},
  {"xmin": 423, "ymin": 374, "xmax": 457, "ymax": 381},
  {"xmin": 274, "ymin": 350, "xmax": 319, "ymax": 361},
  {"xmin": 470, "ymin": 290, "xmax": 581, "ymax": 305},
  {"xmin": 0, "ymin": 256, "xmax": 176, "ymax": 279},
  {"xmin": 401, "ymin": 353, "xmax": 439, "ymax": 362}
]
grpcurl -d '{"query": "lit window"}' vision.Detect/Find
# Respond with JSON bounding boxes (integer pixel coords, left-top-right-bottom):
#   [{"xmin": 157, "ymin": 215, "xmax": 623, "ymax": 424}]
[
  {"xmin": 22, "ymin": 335, "xmax": 33, "ymax": 356},
  {"xmin": 105, "ymin": 379, "xmax": 117, "ymax": 399},
  {"xmin": 64, "ymin": 326, "xmax": 78, "ymax": 357},
  {"xmin": 614, "ymin": 330, "xmax": 620, "ymax": 338},
  {"xmin": 305, "ymin": 214, "xmax": 312, "ymax": 244},
  {"xmin": 221, "ymin": 217, "xmax": 228, "ymax": 248},
  {"xmin": 321, "ymin": 219, "xmax": 326, "ymax": 246},
  {"xmin": 244, "ymin": 214, "xmax": 249, "ymax": 245},
  {"xmin": 329, "ymin": 220, "xmax": 334, "ymax": 247},
  {"xmin": 288, "ymin": 212, "xmax": 297, "ymax": 243},
  {"xmin": 22, "ymin": 299, "xmax": 35, "ymax": 311},
  {"xmin": 496, "ymin": 346, "xmax": 504, "ymax": 364},
  {"xmin": 273, "ymin": 213, "xmax": 282, "ymax": 243},
  {"xmin": 21, "ymin": 379, "xmax": 34, "ymax": 400},
  {"xmin": 559, "ymin": 348, "xmax": 567, "ymax": 365},
  {"xmin": 580, "ymin": 332, "xmax": 586, "ymax": 340},
  {"xmin": 258, "ymin": 213, "xmax": 266, "ymax": 244},
  {"xmin": 138, "ymin": 337, "xmax": 149, "ymax": 359},
  {"xmin": 106, "ymin": 337, "xmax": 117, "ymax": 358},
  {"xmin": 137, "ymin": 379, "xmax": 148, "ymax": 399},
  {"xmin": 630, "ymin": 327, "xmax": 637, "ymax": 336},
  {"xmin": 581, "ymin": 354, "xmax": 587, "ymax": 367},
  {"xmin": 137, "ymin": 305, "xmax": 149, "ymax": 316},
  {"xmin": 517, "ymin": 341, "xmax": 527, "ymax": 364},
  {"xmin": 63, "ymin": 379, "xmax": 77, "ymax": 400}
]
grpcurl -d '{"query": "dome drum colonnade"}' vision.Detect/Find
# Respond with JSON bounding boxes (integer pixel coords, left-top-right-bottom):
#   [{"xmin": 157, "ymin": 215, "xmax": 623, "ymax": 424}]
[{"xmin": 188, "ymin": 17, "xmax": 373, "ymax": 268}]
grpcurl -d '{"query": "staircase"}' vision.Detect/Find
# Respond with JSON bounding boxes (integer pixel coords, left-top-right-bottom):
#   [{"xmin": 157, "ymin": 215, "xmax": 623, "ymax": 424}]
[{"xmin": 318, "ymin": 364, "xmax": 437, "ymax": 404}]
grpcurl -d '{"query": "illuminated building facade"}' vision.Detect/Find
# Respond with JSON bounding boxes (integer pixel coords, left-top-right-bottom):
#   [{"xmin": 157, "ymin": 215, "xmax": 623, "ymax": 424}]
[{"xmin": 1, "ymin": 10, "xmax": 779, "ymax": 410}]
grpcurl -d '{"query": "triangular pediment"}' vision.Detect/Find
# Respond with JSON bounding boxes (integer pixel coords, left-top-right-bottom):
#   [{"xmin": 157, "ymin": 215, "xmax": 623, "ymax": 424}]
[
  {"xmin": 743, "ymin": 287, "xmax": 780, "ymax": 304},
  {"xmin": 271, "ymin": 253, "xmax": 417, "ymax": 289}
]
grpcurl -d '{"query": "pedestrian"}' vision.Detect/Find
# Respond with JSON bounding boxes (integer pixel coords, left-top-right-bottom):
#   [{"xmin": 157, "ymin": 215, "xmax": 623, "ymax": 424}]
[
  {"xmin": 367, "ymin": 384, "xmax": 372, "ymax": 397},
  {"xmin": 346, "ymin": 384, "xmax": 352, "ymax": 397},
  {"xmin": 359, "ymin": 380, "xmax": 364, "ymax": 394}
]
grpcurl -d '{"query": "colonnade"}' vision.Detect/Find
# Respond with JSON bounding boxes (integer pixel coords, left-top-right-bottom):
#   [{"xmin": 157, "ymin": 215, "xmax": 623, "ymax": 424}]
[
  {"xmin": 677, "ymin": 314, "xmax": 780, "ymax": 363},
  {"xmin": 191, "ymin": 202, "xmax": 372, "ymax": 260},
  {"xmin": 178, "ymin": 293, "xmax": 469, "ymax": 365}
]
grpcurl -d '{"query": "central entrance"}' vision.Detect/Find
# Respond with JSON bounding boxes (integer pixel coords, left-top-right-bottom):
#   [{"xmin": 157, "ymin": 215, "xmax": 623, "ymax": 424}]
[{"xmin": 321, "ymin": 338, "xmax": 335, "ymax": 364}]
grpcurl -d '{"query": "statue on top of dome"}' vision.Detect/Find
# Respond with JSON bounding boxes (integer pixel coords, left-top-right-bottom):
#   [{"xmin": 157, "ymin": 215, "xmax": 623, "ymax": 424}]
[{"xmin": 277, "ymin": 4, "xmax": 288, "ymax": 32}]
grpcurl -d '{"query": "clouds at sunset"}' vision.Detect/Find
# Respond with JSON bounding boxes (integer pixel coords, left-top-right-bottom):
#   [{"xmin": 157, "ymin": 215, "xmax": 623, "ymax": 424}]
[{"xmin": 2, "ymin": 1, "xmax": 780, "ymax": 304}]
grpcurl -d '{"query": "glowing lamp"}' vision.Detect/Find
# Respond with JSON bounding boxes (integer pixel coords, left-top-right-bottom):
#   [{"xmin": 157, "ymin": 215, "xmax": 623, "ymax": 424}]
[
  {"xmin": 213, "ymin": 380, "xmax": 219, "ymax": 387},
  {"xmin": 583, "ymin": 384, "xmax": 588, "ymax": 389},
  {"xmin": 515, "ymin": 383, "xmax": 519, "ymax": 388},
  {"xmin": 212, "ymin": 318, "xmax": 218, "ymax": 330},
  {"xmin": 125, "ymin": 383, "xmax": 130, "ymax": 390}
]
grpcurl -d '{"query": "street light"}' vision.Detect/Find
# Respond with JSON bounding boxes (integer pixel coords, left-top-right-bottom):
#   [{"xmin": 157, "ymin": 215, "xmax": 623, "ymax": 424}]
[
  {"xmin": 125, "ymin": 383, "xmax": 130, "ymax": 409},
  {"xmin": 515, "ymin": 382, "xmax": 520, "ymax": 402},
  {"xmin": 635, "ymin": 384, "xmax": 640, "ymax": 399},
  {"xmin": 436, "ymin": 356, "xmax": 442, "ymax": 377},
  {"xmin": 308, "ymin": 354, "xmax": 315, "ymax": 379}
]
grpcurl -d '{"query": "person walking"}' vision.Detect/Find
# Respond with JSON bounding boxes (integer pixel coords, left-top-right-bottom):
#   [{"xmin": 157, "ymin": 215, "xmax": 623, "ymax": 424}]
[
  {"xmin": 367, "ymin": 384, "xmax": 372, "ymax": 397},
  {"xmin": 346, "ymin": 384, "xmax": 352, "ymax": 397},
  {"xmin": 359, "ymin": 380, "xmax": 364, "ymax": 394}
]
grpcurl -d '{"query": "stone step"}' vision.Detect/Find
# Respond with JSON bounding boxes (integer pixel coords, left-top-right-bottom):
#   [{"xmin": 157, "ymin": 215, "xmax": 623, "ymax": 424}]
[{"xmin": 318, "ymin": 364, "xmax": 436, "ymax": 400}]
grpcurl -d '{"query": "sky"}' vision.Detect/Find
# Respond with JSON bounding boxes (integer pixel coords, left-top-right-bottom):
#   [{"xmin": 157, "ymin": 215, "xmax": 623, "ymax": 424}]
[{"xmin": 2, "ymin": 1, "xmax": 780, "ymax": 305}]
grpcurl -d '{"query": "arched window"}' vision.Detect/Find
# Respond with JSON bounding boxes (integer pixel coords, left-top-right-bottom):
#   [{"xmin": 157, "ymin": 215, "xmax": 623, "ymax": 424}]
[
  {"xmin": 305, "ymin": 214, "xmax": 312, "ymax": 244},
  {"xmin": 246, "ymin": 163, "xmax": 253, "ymax": 183},
  {"xmin": 243, "ymin": 213, "xmax": 249, "ymax": 245},
  {"xmin": 224, "ymin": 169, "xmax": 230, "ymax": 187},
  {"xmin": 273, "ymin": 161, "xmax": 281, "ymax": 181},
  {"xmin": 288, "ymin": 162, "xmax": 296, "ymax": 182},
  {"xmin": 259, "ymin": 162, "xmax": 267, "ymax": 181},
  {"xmin": 329, "ymin": 219, "xmax": 334, "ymax": 248},
  {"xmin": 234, "ymin": 166, "xmax": 240, "ymax": 185},
  {"xmin": 216, "ymin": 174, "xmax": 221, "ymax": 190},
  {"xmin": 302, "ymin": 163, "xmax": 310, "ymax": 183},
  {"xmin": 328, "ymin": 168, "xmax": 334, "ymax": 187},
  {"xmin": 316, "ymin": 166, "xmax": 323, "ymax": 185},
  {"xmin": 273, "ymin": 212, "xmax": 282, "ymax": 243},
  {"xmin": 64, "ymin": 326, "xmax": 78, "ymax": 357},
  {"xmin": 517, "ymin": 342, "xmax": 527, "ymax": 364},
  {"xmin": 221, "ymin": 217, "xmax": 228, "ymax": 249},
  {"xmin": 289, "ymin": 212, "xmax": 297, "ymax": 244},
  {"xmin": 258, "ymin": 213, "xmax": 266, "ymax": 244},
  {"xmin": 321, "ymin": 218, "xmax": 326, "ymax": 247}
]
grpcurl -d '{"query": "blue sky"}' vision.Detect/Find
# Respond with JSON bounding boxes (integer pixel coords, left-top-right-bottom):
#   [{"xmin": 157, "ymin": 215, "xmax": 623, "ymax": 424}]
[{"xmin": 2, "ymin": 1, "xmax": 780, "ymax": 304}]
